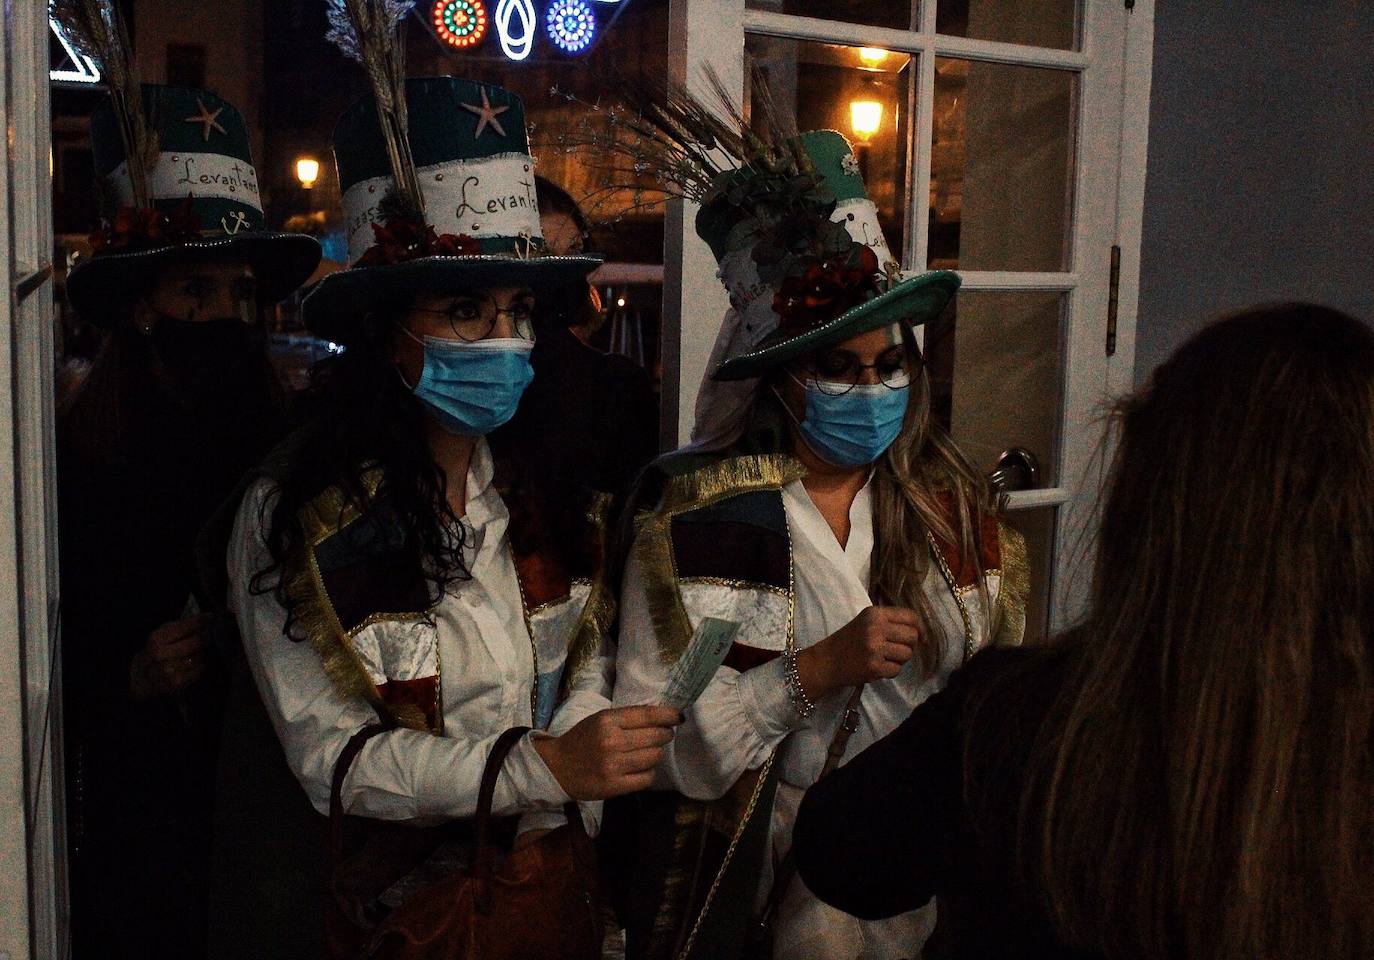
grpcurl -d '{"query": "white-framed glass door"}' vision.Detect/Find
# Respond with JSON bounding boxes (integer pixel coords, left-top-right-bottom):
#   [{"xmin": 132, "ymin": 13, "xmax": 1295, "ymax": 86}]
[
  {"xmin": 2, "ymin": 1, "xmax": 65, "ymax": 957},
  {"xmin": 662, "ymin": 0, "xmax": 1154, "ymax": 637}
]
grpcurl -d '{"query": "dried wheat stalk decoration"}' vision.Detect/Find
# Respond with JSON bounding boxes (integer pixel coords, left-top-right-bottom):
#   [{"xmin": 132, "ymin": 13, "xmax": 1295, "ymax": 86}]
[
  {"xmin": 325, "ymin": 0, "xmax": 425, "ymax": 221},
  {"xmin": 50, "ymin": 0, "xmax": 157, "ymax": 209}
]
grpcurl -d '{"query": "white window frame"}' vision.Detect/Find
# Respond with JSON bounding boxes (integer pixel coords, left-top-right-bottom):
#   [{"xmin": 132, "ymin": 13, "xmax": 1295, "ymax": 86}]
[
  {"xmin": 2, "ymin": 1, "xmax": 65, "ymax": 957},
  {"xmin": 661, "ymin": 0, "xmax": 1155, "ymax": 630}
]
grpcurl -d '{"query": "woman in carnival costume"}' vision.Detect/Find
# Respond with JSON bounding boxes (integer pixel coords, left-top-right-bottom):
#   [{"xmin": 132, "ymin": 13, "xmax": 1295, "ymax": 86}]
[
  {"xmin": 599, "ymin": 89, "xmax": 1029, "ymax": 959},
  {"xmin": 223, "ymin": 5, "xmax": 679, "ymax": 951}
]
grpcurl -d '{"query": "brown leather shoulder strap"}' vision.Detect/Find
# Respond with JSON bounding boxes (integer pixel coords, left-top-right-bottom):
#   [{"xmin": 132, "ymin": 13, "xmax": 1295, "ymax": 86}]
[
  {"xmin": 821, "ymin": 684, "xmax": 865, "ymax": 779},
  {"xmin": 329, "ymin": 724, "xmax": 587, "ymax": 883},
  {"xmin": 474, "ymin": 729, "xmax": 589, "ymax": 874},
  {"xmin": 329, "ymin": 723, "xmax": 391, "ymax": 869},
  {"xmin": 474, "ymin": 725, "xmax": 532, "ymax": 856}
]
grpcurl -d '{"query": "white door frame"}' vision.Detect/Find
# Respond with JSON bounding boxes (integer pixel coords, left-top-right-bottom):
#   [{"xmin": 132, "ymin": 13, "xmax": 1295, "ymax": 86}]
[
  {"xmin": 660, "ymin": 0, "xmax": 1155, "ymax": 630},
  {"xmin": 2, "ymin": 1, "xmax": 65, "ymax": 956}
]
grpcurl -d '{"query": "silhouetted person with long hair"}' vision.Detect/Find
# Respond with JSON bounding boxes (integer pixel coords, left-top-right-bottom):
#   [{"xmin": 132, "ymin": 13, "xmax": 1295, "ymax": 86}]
[
  {"xmin": 795, "ymin": 303, "xmax": 1374, "ymax": 960},
  {"xmin": 58, "ymin": 84, "xmax": 319, "ymax": 960}
]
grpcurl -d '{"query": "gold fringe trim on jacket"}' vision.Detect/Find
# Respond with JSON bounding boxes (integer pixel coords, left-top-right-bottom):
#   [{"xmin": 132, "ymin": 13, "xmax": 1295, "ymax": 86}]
[
  {"xmin": 560, "ymin": 492, "xmax": 617, "ymax": 698},
  {"xmin": 635, "ymin": 455, "xmax": 805, "ymax": 664},
  {"xmin": 281, "ymin": 472, "xmax": 439, "ymax": 732},
  {"xmin": 993, "ymin": 519, "xmax": 1030, "ymax": 646},
  {"xmin": 562, "ymin": 581, "xmax": 616, "ymax": 699},
  {"xmin": 282, "ymin": 472, "xmax": 619, "ymax": 734},
  {"xmin": 657, "ymin": 453, "xmax": 806, "ymax": 515}
]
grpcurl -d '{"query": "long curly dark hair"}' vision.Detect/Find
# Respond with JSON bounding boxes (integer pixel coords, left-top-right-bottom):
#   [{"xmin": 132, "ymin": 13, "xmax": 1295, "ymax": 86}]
[{"xmin": 249, "ymin": 301, "xmax": 472, "ymax": 637}]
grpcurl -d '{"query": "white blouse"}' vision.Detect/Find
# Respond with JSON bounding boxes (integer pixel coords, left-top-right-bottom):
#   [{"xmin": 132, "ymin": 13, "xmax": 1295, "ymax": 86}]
[
  {"xmin": 228, "ymin": 438, "xmax": 611, "ymax": 828},
  {"xmin": 615, "ymin": 475, "xmax": 978, "ymax": 796},
  {"xmin": 615, "ymin": 474, "xmax": 999, "ymax": 958}
]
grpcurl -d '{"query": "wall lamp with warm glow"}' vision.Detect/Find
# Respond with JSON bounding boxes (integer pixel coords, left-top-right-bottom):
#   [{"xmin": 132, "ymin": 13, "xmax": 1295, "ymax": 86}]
[
  {"xmin": 858, "ymin": 47, "xmax": 888, "ymax": 67},
  {"xmin": 849, "ymin": 100, "xmax": 884, "ymax": 141},
  {"xmin": 295, "ymin": 157, "xmax": 321, "ymax": 190}
]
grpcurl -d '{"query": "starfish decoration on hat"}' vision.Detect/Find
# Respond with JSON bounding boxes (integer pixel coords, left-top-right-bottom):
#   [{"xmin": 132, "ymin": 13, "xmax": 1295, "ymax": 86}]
[
  {"xmin": 460, "ymin": 88, "xmax": 509, "ymax": 140},
  {"xmin": 184, "ymin": 97, "xmax": 227, "ymax": 142}
]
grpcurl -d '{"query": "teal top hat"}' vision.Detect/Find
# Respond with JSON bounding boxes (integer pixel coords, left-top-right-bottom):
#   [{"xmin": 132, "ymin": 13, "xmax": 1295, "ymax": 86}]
[
  {"xmin": 66, "ymin": 84, "xmax": 322, "ymax": 325},
  {"xmin": 703, "ymin": 130, "xmax": 959, "ymax": 382},
  {"xmin": 301, "ymin": 77, "xmax": 602, "ymax": 345}
]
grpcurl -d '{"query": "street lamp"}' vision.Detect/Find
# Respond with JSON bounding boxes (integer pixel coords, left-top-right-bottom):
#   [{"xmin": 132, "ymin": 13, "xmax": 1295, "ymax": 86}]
[{"xmin": 295, "ymin": 156, "xmax": 321, "ymax": 190}]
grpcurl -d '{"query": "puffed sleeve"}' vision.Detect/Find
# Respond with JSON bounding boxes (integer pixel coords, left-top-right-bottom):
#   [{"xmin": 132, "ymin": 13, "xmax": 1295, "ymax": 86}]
[
  {"xmin": 612, "ymin": 527, "xmax": 806, "ymax": 801},
  {"xmin": 228, "ymin": 480, "xmax": 570, "ymax": 822}
]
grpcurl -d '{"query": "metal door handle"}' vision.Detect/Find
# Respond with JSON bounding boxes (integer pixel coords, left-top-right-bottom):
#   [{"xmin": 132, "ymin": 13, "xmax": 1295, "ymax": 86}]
[{"xmin": 988, "ymin": 448, "xmax": 1040, "ymax": 493}]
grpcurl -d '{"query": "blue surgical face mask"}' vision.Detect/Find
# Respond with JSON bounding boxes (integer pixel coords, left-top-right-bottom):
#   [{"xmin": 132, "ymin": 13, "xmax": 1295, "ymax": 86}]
[
  {"xmin": 400, "ymin": 332, "xmax": 535, "ymax": 436},
  {"xmin": 781, "ymin": 372, "xmax": 910, "ymax": 468}
]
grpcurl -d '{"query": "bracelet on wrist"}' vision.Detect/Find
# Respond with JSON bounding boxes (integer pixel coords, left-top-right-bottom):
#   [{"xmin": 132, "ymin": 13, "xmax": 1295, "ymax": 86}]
[{"xmin": 783, "ymin": 650, "xmax": 817, "ymax": 719}]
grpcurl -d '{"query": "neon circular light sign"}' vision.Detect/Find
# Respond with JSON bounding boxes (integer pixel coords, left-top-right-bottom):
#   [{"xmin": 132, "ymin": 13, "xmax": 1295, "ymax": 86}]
[
  {"xmin": 432, "ymin": 0, "xmax": 488, "ymax": 48},
  {"xmin": 546, "ymin": 0, "xmax": 596, "ymax": 53}
]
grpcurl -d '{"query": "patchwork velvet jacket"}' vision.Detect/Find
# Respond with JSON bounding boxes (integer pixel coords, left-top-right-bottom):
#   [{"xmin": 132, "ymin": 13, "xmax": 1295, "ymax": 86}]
[
  {"xmin": 278, "ymin": 466, "xmax": 615, "ymax": 737},
  {"xmin": 614, "ymin": 452, "xmax": 1028, "ymax": 960},
  {"xmin": 202, "ymin": 438, "xmax": 618, "ymax": 819}
]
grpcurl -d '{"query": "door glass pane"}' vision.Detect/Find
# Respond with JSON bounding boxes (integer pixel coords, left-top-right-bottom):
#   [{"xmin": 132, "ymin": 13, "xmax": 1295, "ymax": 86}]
[
  {"xmin": 926, "ymin": 290, "xmax": 1063, "ymax": 485},
  {"xmin": 937, "ymin": 0, "xmax": 1080, "ymax": 50},
  {"xmin": 1006, "ymin": 506, "xmax": 1056, "ymax": 643},
  {"xmin": 746, "ymin": 35, "xmax": 914, "ymax": 260},
  {"xmin": 928, "ymin": 58, "xmax": 1076, "ymax": 271},
  {"xmin": 746, "ymin": 0, "xmax": 916, "ymax": 32}
]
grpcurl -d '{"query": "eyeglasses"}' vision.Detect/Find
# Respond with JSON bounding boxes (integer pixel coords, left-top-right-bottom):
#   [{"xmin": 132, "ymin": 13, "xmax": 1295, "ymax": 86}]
[
  {"xmin": 794, "ymin": 349, "xmax": 914, "ymax": 396},
  {"xmin": 409, "ymin": 292, "xmax": 537, "ymax": 342}
]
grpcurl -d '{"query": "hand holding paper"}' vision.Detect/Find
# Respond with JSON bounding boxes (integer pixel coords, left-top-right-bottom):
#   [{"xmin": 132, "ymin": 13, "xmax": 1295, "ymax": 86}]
[{"xmin": 660, "ymin": 616, "xmax": 740, "ymax": 711}]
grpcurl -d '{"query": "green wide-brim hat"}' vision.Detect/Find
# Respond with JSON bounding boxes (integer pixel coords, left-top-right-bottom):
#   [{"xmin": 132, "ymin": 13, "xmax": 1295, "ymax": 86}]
[
  {"xmin": 707, "ymin": 131, "xmax": 960, "ymax": 382},
  {"xmin": 301, "ymin": 77, "xmax": 601, "ymax": 345},
  {"xmin": 66, "ymin": 84, "xmax": 321, "ymax": 325},
  {"xmin": 713, "ymin": 269, "xmax": 960, "ymax": 381}
]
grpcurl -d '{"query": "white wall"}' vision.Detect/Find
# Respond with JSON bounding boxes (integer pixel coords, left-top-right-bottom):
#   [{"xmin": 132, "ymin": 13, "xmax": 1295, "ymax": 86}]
[{"xmin": 1135, "ymin": 0, "xmax": 1374, "ymax": 381}]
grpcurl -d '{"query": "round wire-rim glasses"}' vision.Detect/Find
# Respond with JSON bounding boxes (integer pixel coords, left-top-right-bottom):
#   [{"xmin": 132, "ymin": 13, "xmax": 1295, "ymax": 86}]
[
  {"xmin": 795, "ymin": 354, "xmax": 915, "ymax": 396},
  {"xmin": 408, "ymin": 291, "xmax": 537, "ymax": 342}
]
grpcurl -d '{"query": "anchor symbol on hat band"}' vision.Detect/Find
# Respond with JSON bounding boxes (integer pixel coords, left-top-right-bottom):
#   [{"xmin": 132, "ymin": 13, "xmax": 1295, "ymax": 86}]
[{"xmin": 221, "ymin": 210, "xmax": 249, "ymax": 235}]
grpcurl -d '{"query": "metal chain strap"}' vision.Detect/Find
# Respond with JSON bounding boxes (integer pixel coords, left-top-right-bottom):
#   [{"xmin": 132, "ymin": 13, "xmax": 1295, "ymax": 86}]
[{"xmin": 925, "ymin": 531, "xmax": 976, "ymax": 664}]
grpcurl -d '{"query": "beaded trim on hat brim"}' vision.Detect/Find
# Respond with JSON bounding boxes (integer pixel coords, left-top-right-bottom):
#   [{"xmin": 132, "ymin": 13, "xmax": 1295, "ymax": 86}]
[
  {"xmin": 65, "ymin": 232, "xmax": 324, "ymax": 325},
  {"xmin": 712, "ymin": 269, "xmax": 961, "ymax": 382},
  {"xmin": 301, "ymin": 251, "xmax": 604, "ymax": 341}
]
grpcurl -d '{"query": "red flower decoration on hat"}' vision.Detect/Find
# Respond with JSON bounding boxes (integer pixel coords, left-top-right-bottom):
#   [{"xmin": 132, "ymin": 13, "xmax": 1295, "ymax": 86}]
[
  {"xmin": 357, "ymin": 218, "xmax": 482, "ymax": 266},
  {"xmin": 772, "ymin": 244, "xmax": 881, "ymax": 334},
  {"xmin": 88, "ymin": 198, "xmax": 204, "ymax": 255}
]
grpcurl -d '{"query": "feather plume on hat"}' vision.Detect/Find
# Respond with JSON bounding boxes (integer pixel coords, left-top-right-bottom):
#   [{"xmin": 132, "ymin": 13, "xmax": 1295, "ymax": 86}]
[{"xmin": 554, "ymin": 68, "xmax": 890, "ymax": 313}]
